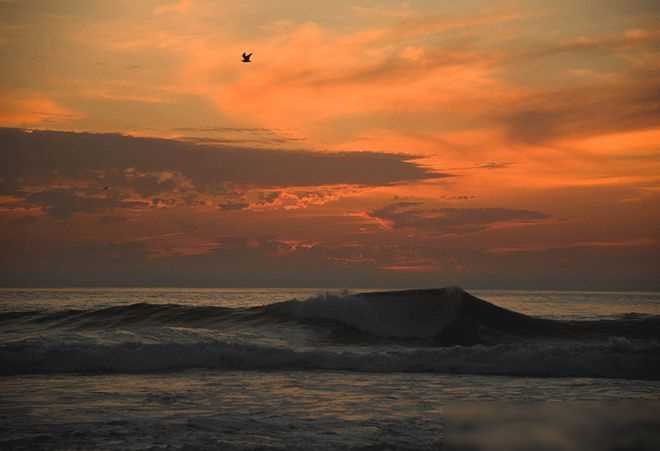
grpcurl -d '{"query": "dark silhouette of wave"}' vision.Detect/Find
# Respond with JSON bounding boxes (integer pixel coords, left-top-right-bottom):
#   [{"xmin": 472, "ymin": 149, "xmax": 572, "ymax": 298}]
[
  {"xmin": 3, "ymin": 287, "xmax": 658, "ymax": 344},
  {"xmin": 2, "ymin": 288, "xmax": 659, "ymax": 378}
]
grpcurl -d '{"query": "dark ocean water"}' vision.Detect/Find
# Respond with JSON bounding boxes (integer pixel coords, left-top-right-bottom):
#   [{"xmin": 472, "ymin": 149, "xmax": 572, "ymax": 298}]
[{"xmin": 2, "ymin": 287, "xmax": 659, "ymax": 450}]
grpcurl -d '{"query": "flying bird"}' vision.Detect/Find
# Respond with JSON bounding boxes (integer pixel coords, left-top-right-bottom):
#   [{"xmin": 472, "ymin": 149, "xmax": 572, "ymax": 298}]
[{"xmin": 241, "ymin": 52, "xmax": 252, "ymax": 63}]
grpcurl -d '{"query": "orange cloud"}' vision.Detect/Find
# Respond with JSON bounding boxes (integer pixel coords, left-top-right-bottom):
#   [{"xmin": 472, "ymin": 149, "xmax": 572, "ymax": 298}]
[
  {"xmin": 154, "ymin": 0, "xmax": 192, "ymax": 15},
  {"xmin": 0, "ymin": 93, "xmax": 82, "ymax": 127},
  {"xmin": 164, "ymin": 15, "xmax": 525, "ymax": 148},
  {"xmin": 381, "ymin": 260, "xmax": 440, "ymax": 273},
  {"xmin": 489, "ymin": 239, "xmax": 659, "ymax": 254}
]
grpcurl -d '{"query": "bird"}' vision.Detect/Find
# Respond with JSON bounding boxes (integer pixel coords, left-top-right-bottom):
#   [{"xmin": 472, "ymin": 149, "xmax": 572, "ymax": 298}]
[
  {"xmin": 103, "ymin": 186, "xmax": 110, "ymax": 191},
  {"xmin": 241, "ymin": 52, "xmax": 252, "ymax": 63}
]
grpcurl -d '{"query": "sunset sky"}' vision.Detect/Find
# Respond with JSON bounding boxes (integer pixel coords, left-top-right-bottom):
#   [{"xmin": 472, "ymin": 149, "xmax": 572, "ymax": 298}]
[{"xmin": 1, "ymin": 0, "xmax": 659, "ymax": 288}]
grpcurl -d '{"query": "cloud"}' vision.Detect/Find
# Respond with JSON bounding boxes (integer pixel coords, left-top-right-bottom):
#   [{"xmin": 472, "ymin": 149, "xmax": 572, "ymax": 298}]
[
  {"xmin": 512, "ymin": 29, "xmax": 660, "ymax": 62},
  {"xmin": 500, "ymin": 71, "xmax": 660, "ymax": 144},
  {"xmin": 171, "ymin": 16, "xmax": 514, "ymax": 143},
  {"xmin": 2, "ymin": 128, "xmax": 439, "ymax": 188},
  {"xmin": 244, "ymin": 187, "xmax": 360, "ymax": 211},
  {"xmin": 352, "ymin": 12, "xmax": 526, "ymax": 46},
  {"xmin": 293, "ymin": 47, "xmax": 483, "ymax": 88},
  {"xmin": 173, "ymin": 126, "xmax": 307, "ymax": 148},
  {"xmin": 369, "ymin": 202, "xmax": 549, "ymax": 234},
  {"xmin": 154, "ymin": 0, "xmax": 191, "ymax": 15},
  {"xmin": 381, "ymin": 260, "xmax": 440, "ymax": 273},
  {"xmin": 217, "ymin": 200, "xmax": 249, "ymax": 211},
  {"xmin": 178, "ymin": 136, "xmax": 304, "ymax": 147},
  {"xmin": 0, "ymin": 128, "xmax": 442, "ymax": 217},
  {"xmin": 0, "ymin": 92, "xmax": 82, "ymax": 127},
  {"xmin": 25, "ymin": 189, "xmax": 115, "ymax": 218},
  {"xmin": 172, "ymin": 126, "xmax": 306, "ymax": 148},
  {"xmin": 174, "ymin": 127, "xmax": 275, "ymax": 133},
  {"xmin": 489, "ymin": 238, "xmax": 659, "ymax": 254},
  {"xmin": 445, "ymin": 161, "xmax": 512, "ymax": 171},
  {"xmin": 25, "ymin": 189, "xmax": 150, "ymax": 218}
]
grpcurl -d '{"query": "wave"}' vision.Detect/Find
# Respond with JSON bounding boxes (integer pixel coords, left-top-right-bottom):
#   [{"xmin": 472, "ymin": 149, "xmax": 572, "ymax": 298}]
[
  {"xmin": 4, "ymin": 287, "xmax": 659, "ymax": 344},
  {"xmin": 266, "ymin": 287, "xmax": 567, "ymax": 343},
  {"xmin": 2, "ymin": 287, "xmax": 659, "ymax": 378},
  {"xmin": 1, "ymin": 335, "xmax": 659, "ymax": 379}
]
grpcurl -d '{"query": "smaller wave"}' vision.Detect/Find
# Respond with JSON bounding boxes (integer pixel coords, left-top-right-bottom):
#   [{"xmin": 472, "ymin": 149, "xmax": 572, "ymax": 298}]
[
  {"xmin": 0, "ymin": 302, "xmax": 256, "ymax": 329},
  {"xmin": 1, "ymin": 336, "xmax": 658, "ymax": 379}
]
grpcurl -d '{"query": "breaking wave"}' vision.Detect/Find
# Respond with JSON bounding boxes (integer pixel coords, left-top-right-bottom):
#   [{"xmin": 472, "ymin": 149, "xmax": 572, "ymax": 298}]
[{"xmin": 1, "ymin": 287, "xmax": 659, "ymax": 378}]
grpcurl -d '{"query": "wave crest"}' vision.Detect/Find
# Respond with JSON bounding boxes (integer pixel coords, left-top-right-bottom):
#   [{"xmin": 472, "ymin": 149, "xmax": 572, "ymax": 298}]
[{"xmin": 267, "ymin": 287, "xmax": 466, "ymax": 338}]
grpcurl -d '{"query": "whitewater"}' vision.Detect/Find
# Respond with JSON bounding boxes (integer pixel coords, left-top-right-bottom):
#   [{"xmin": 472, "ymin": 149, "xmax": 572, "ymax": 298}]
[{"xmin": 2, "ymin": 287, "xmax": 660, "ymax": 450}]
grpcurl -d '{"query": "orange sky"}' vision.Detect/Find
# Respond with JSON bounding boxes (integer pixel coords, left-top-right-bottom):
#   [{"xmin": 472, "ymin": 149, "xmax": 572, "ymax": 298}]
[{"xmin": 1, "ymin": 0, "xmax": 659, "ymax": 288}]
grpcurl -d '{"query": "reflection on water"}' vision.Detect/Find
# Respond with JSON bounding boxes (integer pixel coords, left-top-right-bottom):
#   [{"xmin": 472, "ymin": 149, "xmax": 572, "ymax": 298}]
[
  {"xmin": 2, "ymin": 371, "xmax": 660, "ymax": 450},
  {"xmin": 445, "ymin": 402, "xmax": 660, "ymax": 451}
]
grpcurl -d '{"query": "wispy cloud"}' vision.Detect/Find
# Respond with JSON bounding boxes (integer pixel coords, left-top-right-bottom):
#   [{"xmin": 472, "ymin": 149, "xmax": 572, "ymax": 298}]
[
  {"xmin": 489, "ymin": 238, "xmax": 659, "ymax": 254},
  {"xmin": 0, "ymin": 93, "xmax": 82, "ymax": 127},
  {"xmin": 499, "ymin": 70, "xmax": 660, "ymax": 144},
  {"xmin": 369, "ymin": 202, "xmax": 549, "ymax": 235},
  {"xmin": 154, "ymin": 0, "xmax": 192, "ymax": 16}
]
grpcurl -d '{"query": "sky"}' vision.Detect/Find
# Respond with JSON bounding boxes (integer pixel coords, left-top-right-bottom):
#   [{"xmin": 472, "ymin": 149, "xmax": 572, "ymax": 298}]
[{"xmin": 0, "ymin": 0, "xmax": 659, "ymax": 289}]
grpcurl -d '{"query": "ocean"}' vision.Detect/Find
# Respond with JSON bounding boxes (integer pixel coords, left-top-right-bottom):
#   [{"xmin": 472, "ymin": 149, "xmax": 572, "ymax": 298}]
[{"xmin": 1, "ymin": 288, "xmax": 660, "ymax": 450}]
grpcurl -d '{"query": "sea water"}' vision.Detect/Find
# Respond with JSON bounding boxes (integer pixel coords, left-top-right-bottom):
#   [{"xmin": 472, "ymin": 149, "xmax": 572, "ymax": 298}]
[{"xmin": 1, "ymin": 288, "xmax": 659, "ymax": 450}]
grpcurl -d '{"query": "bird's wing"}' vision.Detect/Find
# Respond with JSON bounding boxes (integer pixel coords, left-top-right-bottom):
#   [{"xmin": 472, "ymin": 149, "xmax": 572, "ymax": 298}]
[
  {"xmin": 246, "ymin": 53, "xmax": 252, "ymax": 58},
  {"xmin": 242, "ymin": 52, "xmax": 248, "ymax": 58}
]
